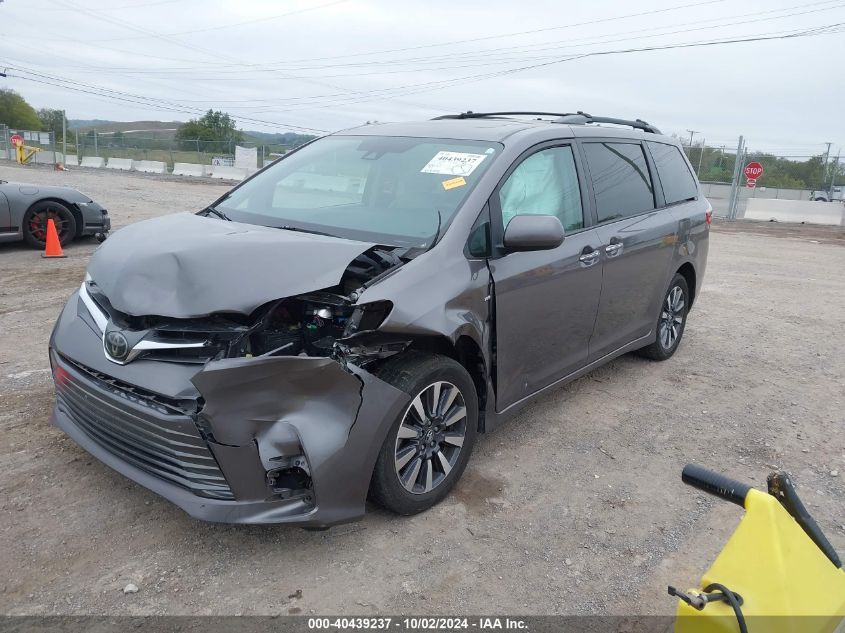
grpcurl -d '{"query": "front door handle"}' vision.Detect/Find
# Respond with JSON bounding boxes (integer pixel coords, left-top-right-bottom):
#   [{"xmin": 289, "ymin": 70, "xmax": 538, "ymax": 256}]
[
  {"xmin": 579, "ymin": 249, "xmax": 600, "ymax": 266},
  {"xmin": 605, "ymin": 242, "xmax": 623, "ymax": 257}
]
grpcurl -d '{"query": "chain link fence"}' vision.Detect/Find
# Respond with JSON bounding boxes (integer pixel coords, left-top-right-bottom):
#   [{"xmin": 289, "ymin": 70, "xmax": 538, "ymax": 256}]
[
  {"xmin": 681, "ymin": 140, "xmax": 842, "ymax": 218},
  {"xmin": 0, "ymin": 124, "xmax": 301, "ymax": 169},
  {"xmin": 0, "ymin": 124, "xmax": 60, "ymax": 164}
]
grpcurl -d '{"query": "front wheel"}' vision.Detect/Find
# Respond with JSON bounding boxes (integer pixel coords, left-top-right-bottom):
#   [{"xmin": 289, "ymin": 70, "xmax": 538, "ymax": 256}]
[
  {"xmin": 637, "ymin": 273, "xmax": 689, "ymax": 361},
  {"xmin": 369, "ymin": 352, "xmax": 478, "ymax": 515},
  {"xmin": 22, "ymin": 200, "xmax": 77, "ymax": 249}
]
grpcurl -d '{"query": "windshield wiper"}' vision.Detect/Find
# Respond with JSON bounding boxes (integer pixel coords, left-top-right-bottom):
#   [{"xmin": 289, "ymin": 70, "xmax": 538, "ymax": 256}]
[
  {"xmin": 199, "ymin": 206, "xmax": 231, "ymax": 222},
  {"xmin": 276, "ymin": 224, "xmax": 336, "ymax": 238}
]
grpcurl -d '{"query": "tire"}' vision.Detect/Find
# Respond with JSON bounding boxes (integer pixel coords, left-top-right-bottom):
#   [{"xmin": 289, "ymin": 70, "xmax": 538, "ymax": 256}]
[
  {"xmin": 369, "ymin": 351, "xmax": 478, "ymax": 515},
  {"xmin": 637, "ymin": 273, "xmax": 690, "ymax": 361},
  {"xmin": 22, "ymin": 200, "xmax": 77, "ymax": 249}
]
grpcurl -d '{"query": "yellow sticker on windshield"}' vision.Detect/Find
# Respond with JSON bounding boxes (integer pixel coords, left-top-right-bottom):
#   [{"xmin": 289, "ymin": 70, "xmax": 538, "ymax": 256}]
[{"xmin": 442, "ymin": 176, "xmax": 466, "ymax": 191}]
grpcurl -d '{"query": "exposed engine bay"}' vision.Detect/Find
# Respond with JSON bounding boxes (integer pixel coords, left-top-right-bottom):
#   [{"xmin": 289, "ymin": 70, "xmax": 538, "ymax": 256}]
[
  {"xmin": 237, "ymin": 246, "xmax": 402, "ymax": 359},
  {"xmin": 84, "ymin": 245, "xmax": 405, "ymax": 367}
]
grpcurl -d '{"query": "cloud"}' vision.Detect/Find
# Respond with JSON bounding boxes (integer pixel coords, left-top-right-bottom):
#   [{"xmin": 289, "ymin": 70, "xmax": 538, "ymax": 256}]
[{"xmin": 1, "ymin": 0, "xmax": 842, "ymax": 153}]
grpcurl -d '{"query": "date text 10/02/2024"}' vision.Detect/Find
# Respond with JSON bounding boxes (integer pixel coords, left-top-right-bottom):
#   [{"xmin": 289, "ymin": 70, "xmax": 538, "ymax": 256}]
[{"xmin": 307, "ymin": 617, "xmax": 529, "ymax": 630}]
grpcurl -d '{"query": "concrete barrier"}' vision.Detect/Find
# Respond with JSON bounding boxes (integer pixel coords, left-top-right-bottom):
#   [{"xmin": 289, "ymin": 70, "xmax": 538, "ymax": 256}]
[
  {"xmin": 80, "ymin": 156, "xmax": 106, "ymax": 169},
  {"xmin": 33, "ymin": 151, "xmax": 63, "ymax": 165},
  {"xmin": 172, "ymin": 162, "xmax": 209, "ymax": 177},
  {"xmin": 64, "ymin": 154, "xmax": 79, "ymax": 166},
  {"xmin": 744, "ymin": 198, "xmax": 845, "ymax": 226},
  {"xmin": 135, "ymin": 160, "xmax": 167, "ymax": 174},
  {"xmin": 106, "ymin": 157, "xmax": 135, "ymax": 171},
  {"xmin": 208, "ymin": 166, "xmax": 248, "ymax": 181}
]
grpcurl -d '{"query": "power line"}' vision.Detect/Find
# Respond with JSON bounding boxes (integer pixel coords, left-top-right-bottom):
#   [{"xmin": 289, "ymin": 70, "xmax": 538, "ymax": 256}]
[
  {"xmin": 3, "ymin": 64, "xmax": 328, "ymax": 133},
  {"xmin": 6, "ymin": 22, "xmax": 841, "ymax": 122},
  {"xmin": 59, "ymin": 0, "xmax": 841, "ymax": 76},
  {"xmin": 87, "ymin": 0, "xmax": 351, "ymax": 41}
]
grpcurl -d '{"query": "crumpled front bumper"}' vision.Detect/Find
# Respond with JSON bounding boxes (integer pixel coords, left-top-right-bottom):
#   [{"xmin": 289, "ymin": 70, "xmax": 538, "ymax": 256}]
[{"xmin": 49, "ymin": 291, "xmax": 410, "ymax": 526}]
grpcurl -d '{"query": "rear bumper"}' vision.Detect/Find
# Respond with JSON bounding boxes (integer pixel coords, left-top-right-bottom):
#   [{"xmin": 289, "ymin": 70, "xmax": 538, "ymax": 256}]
[{"xmin": 49, "ymin": 293, "xmax": 409, "ymax": 526}]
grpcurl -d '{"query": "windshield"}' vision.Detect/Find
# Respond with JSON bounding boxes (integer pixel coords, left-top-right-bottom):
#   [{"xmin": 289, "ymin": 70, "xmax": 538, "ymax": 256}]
[{"xmin": 217, "ymin": 135, "xmax": 501, "ymax": 247}]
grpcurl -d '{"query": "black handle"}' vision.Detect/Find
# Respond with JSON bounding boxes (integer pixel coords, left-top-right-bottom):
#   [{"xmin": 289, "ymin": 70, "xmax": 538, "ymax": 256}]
[
  {"xmin": 768, "ymin": 471, "xmax": 842, "ymax": 569},
  {"xmin": 682, "ymin": 464, "xmax": 751, "ymax": 508}
]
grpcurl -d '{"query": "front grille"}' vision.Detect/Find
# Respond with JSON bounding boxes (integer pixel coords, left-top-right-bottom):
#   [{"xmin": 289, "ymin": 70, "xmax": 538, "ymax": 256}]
[{"xmin": 55, "ymin": 359, "xmax": 233, "ymax": 500}]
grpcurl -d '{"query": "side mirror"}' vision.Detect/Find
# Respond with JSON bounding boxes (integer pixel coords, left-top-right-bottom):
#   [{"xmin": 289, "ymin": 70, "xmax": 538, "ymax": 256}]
[{"xmin": 503, "ymin": 214, "xmax": 565, "ymax": 252}]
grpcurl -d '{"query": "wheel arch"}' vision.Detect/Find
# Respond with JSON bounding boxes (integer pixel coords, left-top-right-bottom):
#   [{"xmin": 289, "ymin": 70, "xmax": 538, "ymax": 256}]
[
  {"xmin": 676, "ymin": 261, "xmax": 697, "ymax": 309},
  {"xmin": 403, "ymin": 334, "xmax": 488, "ymax": 433}
]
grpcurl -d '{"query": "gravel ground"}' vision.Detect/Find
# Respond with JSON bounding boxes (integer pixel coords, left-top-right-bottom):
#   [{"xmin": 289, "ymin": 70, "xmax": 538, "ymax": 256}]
[{"xmin": 1, "ymin": 162, "xmax": 843, "ymax": 616}]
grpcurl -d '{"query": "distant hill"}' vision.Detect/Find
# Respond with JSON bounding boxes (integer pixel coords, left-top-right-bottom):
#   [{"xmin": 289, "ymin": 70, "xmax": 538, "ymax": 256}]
[
  {"xmin": 69, "ymin": 120, "xmax": 181, "ymax": 135},
  {"xmin": 67, "ymin": 120, "xmax": 315, "ymax": 147}
]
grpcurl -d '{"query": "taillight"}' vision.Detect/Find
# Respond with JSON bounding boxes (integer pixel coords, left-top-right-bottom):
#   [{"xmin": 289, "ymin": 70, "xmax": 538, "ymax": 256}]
[{"xmin": 705, "ymin": 207, "xmax": 713, "ymax": 225}]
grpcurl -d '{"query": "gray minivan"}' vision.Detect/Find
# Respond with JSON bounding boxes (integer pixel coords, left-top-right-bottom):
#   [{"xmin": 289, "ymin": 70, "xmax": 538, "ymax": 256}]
[{"xmin": 49, "ymin": 112, "xmax": 710, "ymax": 526}]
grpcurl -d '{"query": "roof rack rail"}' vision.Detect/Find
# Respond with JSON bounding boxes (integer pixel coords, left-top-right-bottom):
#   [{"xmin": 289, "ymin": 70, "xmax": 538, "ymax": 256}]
[
  {"xmin": 431, "ymin": 110, "xmax": 662, "ymax": 134},
  {"xmin": 432, "ymin": 111, "xmax": 579, "ymax": 120},
  {"xmin": 553, "ymin": 111, "xmax": 662, "ymax": 134}
]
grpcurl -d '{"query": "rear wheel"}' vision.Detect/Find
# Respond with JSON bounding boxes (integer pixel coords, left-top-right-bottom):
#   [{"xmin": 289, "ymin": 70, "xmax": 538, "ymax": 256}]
[
  {"xmin": 22, "ymin": 201, "xmax": 76, "ymax": 249},
  {"xmin": 369, "ymin": 352, "xmax": 478, "ymax": 515},
  {"xmin": 637, "ymin": 273, "xmax": 689, "ymax": 361}
]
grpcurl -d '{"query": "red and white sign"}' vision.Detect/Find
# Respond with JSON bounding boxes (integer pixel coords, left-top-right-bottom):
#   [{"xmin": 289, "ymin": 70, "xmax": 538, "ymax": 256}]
[
  {"xmin": 744, "ymin": 162, "xmax": 763, "ymax": 180},
  {"xmin": 9, "ymin": 134, "xmax": 23, "ymax": 147},
  {"xmin": 746, "ymin": 178, "xmax": 757, "ymax": 189}
]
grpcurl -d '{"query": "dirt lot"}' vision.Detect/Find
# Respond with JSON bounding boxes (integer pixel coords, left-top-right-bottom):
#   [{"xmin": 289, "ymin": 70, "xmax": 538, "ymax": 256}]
[{"xmin": 1, "ymin": 162, "xmax": 843, "ymax": 616}]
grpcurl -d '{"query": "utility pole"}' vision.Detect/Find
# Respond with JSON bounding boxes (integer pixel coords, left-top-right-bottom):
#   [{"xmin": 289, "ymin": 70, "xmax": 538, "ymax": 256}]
[
  {"xmin": 686, "ymin": 129, "xmax": 700, "ymax": 147},
  {"xmin": 822, "ymin": 142, "xmax": 832, "ymax": 192},
  {"xmin": 697, "ymin": 138, "xmax": 706, "ymax": 177},
  {"xmin": 829, "ymin": 151, "xmax": 840, "ymax": 192}
]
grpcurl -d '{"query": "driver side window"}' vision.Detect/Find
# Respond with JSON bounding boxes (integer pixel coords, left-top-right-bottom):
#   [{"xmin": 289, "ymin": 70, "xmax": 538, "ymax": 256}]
[{"xmin": 498, "ymin": 145, "xmax": 584, "ymax": 232}]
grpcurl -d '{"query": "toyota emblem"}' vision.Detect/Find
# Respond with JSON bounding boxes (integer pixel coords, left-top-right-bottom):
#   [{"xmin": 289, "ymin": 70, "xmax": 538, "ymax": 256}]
[{"xmin": 104, "ymin": 330, "xmax": 130, "ymax": 361}]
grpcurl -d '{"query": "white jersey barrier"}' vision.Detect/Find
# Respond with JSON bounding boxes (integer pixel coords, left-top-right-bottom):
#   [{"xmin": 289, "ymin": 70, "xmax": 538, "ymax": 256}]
[
  {"xmin": 209, "ymin": 166, "xmax": 248, "ymax": 181},
  {"xmin": 106, "ymin": 157, "xmax": 135, "ymax": 171},
  {"xmin": 172, "ymin": 163, "xmax": 209, "ymax": 177},
  {"xmin": 64, "ymin": 154, "xmax": 79, "ymax": 166},
  {"xmin": 135, "ymin": 160, "xmax": 168, "ymax": 174},
  {"xmin": 744, "ymin": 198, "xmax": 845, "ymax": 226},
  {"xmin": 80, "ymin": 156, "xmax": 106, "ymax": 168},
  {"xmin": 34, "ymin": 151, "xmax": 63, "ymax": 165}
]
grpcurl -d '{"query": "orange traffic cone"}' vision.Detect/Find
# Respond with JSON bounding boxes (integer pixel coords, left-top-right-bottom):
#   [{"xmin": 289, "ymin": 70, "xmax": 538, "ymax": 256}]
[{"xmin": 42, "ymin": 218, "xmax": 67, "ymax": 258}]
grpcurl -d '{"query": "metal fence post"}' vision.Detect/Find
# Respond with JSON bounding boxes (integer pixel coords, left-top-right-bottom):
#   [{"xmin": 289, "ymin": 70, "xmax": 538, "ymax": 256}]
[{"xmin": 727, "ymin": 136, "xmax": 744, "ymax": 220}]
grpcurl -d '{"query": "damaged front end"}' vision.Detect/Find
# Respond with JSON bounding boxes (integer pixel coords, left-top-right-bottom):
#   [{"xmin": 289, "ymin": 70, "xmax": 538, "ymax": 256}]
[{"xmin": 49, "ymin": 218, "xmax": 416, "ymax": 526}]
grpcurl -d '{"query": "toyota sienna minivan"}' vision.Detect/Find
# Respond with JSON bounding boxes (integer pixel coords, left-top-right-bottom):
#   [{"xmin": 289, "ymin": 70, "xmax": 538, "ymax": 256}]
[{"xmin": 49, "ymin": 111, "xmax": 710, "ymax": 526}]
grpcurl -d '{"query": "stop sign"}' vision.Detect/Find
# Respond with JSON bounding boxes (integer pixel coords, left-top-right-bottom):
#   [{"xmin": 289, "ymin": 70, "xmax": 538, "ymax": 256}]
[
  {"xmin": 9, "ymin": 134, "xmax": 23, "ymax": 147},
  {"xmin": 744, "ymin": 162, "xmax": 763, "ymax": 180}
]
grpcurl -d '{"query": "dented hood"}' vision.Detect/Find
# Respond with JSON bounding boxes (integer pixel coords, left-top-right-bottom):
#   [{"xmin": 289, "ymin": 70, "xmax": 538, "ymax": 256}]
[{"xmin": 87, "ymin": 213, "xmax": 375, "ymax": 318}]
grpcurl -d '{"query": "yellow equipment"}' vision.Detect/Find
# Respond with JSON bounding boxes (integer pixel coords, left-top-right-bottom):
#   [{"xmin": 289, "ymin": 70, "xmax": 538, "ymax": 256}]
[
  {"xmin": 12, "ymin": 137, "xmax": 42, "ymax": 165},
  {"xmin": 672, "ymin": 465, "xmax": 845, "ymax": 633}
]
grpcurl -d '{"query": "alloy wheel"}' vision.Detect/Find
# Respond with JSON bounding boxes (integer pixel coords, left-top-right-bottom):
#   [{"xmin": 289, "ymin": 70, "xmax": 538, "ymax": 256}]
[
  {"xmin": 658, "ymin": 285, "xmax": 685, "ymax": 349},
  {"xmin": 394, "ymin": 381, "xmax": 467, "ymax": 495},
  {"xmin": 28, "ymin": 207, "xmax": 71, "ymax": 243}
]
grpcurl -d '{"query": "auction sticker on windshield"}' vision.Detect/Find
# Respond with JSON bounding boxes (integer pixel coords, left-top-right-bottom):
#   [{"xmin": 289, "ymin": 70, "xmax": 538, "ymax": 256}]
[{"xmin": 421, "ymin": 151, "xmax": 487, "ymax": 176}]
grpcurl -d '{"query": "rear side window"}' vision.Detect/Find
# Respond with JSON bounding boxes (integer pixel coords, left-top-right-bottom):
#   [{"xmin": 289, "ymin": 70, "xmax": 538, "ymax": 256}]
[
  {"xmin": 647, "ymin": 142, "xmax": 698, "ymax": 205},
  {"xmin": 582, "ymin": 142, "xmax": 654, "ymax": 222}
]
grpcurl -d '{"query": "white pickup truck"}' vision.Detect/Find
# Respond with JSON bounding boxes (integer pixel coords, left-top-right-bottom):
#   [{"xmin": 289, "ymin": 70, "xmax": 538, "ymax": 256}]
[{"xmin": 811, "ymin": 186, "xmax": 844, "ymax": 202}]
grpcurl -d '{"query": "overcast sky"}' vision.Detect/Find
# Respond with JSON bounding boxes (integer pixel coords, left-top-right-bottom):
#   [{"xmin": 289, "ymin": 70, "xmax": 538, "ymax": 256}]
[{"xmin": 1, "ymin": 0, "xmax": 843, "ymax": 156}]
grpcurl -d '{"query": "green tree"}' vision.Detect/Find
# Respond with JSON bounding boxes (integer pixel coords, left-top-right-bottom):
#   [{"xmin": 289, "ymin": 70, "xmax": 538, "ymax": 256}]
[
  {"xmin": 175, "ymin": 109, "xmax": 244, "ymax": 152},
  {"xmin": 0, "ymin": 88, "xmax": 42, "ymax": 130},
  {"xmin": 38, "ymin": 108, "xmax": 65, "ymax": 140}
]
